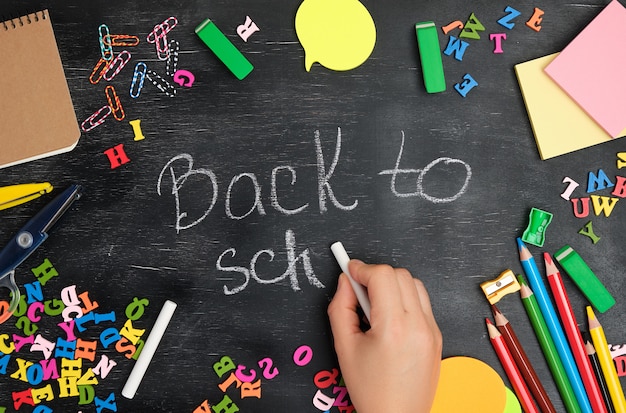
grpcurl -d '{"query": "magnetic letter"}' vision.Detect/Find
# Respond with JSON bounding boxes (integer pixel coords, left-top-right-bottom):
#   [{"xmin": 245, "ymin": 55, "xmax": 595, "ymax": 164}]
[
  {"xmin": 441, "ymin": 20, "xmax": 463, "ymax": 35},
  {"xmin": 590, "ymin": 195, "xmax": 619, "ymax": 217},
  {"xmin": 213, "ymin": 356, "xmax": 236, "ymax": 378},
  {"xmin": 497, "ymin": 6, "xmax": 521, "ymax": 29},
  {"xmin": 611, "ymin": 176, "xmax": 626, "ymax": 198},
  {"xmin": 94, "ymin": 392, "xmax": 117, "ymax": 413},
  {"xmin": 129, "ymin": 119, "xmax": 145, "ymax": 141},
  {"xmin": 313, "ymin": 389, "xmax": 336, "ymax": 411},
  {"xmin": 240, "ymin": 379, "xmax": 262, "ymax": 398},
  {"xmin": 293, "ymin": 345, "xmax": 313, "ymax": 366},
  {"xmin": 618, "ymin": 152, "xmax": 626, "ymax": 169},
  {"xmin": 237, "ymin": 16, "xmax": 259, "ymax": 42},
  {"xmin": 126, "ymin": 297, "xmax": 150, "ymax": 321},
  {"xmin": 526, "ymin": 7, "xmax": 544, "ymax": 32},
  {"xmin": 212, "ymin": 394, "xmax": 239, "ymax": 413},
  {"xmin": 103, "ymin": 144, "xmax": 130, "ymax": 169},
  {"xmin": 454, "ymin": 73, "xmax": 478, "ymax": 97},
  {"xmin": 579, "ymin": 221, "xmax": 601, "ymax": 244},
  {"xmin": 571, "ymin": 198, "xmax": 590, "ymax": 218},
  {"xmin": 31, "ymin": 259, "xmax": 58, "ymax": 286},
  {"xmin": 489, "ymin": 33, "xmax": 506, "ymax": 53},
  {"xmin": 443, "ymin": 36, "xmax": 470, "ymax": 61},
  {"xmin": 561, "ymin": 177, "xmax": 580, "ymax": 200},
  {"xmin": 460, "ymin": 13, "xmax": 485, "ymax": 39},
  {"xmin": 587, "ymin": 169, "xmax": 614, "ymax": 192}
]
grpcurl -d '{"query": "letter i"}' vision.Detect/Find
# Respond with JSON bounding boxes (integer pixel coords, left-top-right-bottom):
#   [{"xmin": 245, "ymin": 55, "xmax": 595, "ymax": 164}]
[{"xmin": 129, "ymin": 119, "xmax": 145, "ymax": 141}]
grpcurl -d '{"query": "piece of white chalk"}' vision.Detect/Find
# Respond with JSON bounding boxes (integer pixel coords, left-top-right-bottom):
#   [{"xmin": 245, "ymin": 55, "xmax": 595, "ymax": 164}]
[
  {"xmin": 121, "ymin": 299, "xmax": 177, "ymax": 399},
  {"xmin": 330, "ymin": 241, "xmax": 371, "ymax": 322}
]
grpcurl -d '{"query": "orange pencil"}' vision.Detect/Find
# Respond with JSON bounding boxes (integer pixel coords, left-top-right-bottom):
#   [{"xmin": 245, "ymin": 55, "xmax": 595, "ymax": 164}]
[
  {"xmin": 492, "ymin": 305, "xmax": 556, "ymax": 413},
  {"xmin": 487, "ymin": 318, "xmax": 539, "ymax": 413},
  {"xmin": 545, "ymin": 253, "xmax": 608, "ymax": 413}
]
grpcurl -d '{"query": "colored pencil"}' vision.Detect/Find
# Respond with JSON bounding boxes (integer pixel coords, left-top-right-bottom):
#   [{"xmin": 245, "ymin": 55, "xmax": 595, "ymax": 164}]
[
  {"xmin": 492, "ymin": 304, "xmax": 556, "ymax": 413},
  {"xmin": 517, "ymin": 238, "xmax": 592, "ymax": 413},
  {"xmin": 487, "ymin": 318, "xmax": 539, "ymax": 413},
  {"xmin": 584, "ymin": 333, "xmax": 616, "ymax": 413},
  {"xmin": 545, "ymin": 253, "xmax": 608, "ymax": 413},
  {"xmin": 519, "ymin": 276, "xmax": 582, "ymax": 413},
  {"xmin": 587, "ymin": 306, "xmax": 626, "ymax": 412}
]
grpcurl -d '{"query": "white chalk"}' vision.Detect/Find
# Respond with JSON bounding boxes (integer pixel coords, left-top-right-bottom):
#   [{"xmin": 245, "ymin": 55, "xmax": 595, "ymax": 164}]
[
  {"xmin": 121, "ymin": 299, "xmax": 177, "ymax": 399},
  {"xmin": 330, "ymin": 241, "xmax": 371, "ymax": 322}
]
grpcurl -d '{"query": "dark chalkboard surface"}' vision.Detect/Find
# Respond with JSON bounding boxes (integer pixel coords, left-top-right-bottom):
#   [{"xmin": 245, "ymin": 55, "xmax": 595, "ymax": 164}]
[{"xmin": 1, "ymin": 0, "xmax": 625, "ymax": 411}]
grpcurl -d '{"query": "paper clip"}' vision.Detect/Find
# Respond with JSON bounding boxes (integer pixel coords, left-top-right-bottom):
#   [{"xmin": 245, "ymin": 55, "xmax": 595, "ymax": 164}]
[
  {"xmin": 104, "ymin": 34, "xmax": 140, "ymax": 47},
  {"xmin": 130, "ymin": 62, "xmax": 148, "ymax": 99},
  {"xmin": 480, "ymin": 269, "xmax": 521, "ymax": 304},
  {"xmin": 89, "ymin": 57, "xmax": 112, "ymax": 85},
  {"xmin": 103, "ymin": 50, "xmax": 132, "ymax": 81},
  {"xmin": 153, "ymin": 24, "xmax": 170, "ymax": 61},
  {"xmin": 81, "ymin": 105, "xmax": 112, "ymax": 132},
  {"xmin": 147, "ymin": 16, "xmax": 178, "ymax": 43},
  {"xmin": 98, "ymin": 24, "xmax": 114, "ymax": 61},
  {"xmin": 166, "ymin": 39, "xmax": 180, "ymax": 76},
  {"xmin": 0, "ymin": 183, "xmax": 53, "ymax": 211},
  {"xmin": 105, "ymin": 85, "xmax": 125, "ymax": 121},
  {"xmin": 146, "ymin": 70, "xmax": 177, "ymax": 98}
]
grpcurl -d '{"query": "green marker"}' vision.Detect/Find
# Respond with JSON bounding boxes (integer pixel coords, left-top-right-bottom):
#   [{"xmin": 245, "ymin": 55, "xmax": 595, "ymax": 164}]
[
  {"xmin": 195, "ymin": 18, "xmax": 253, "ymax": 80},
  {"xmin": 519, "ymin": 276, "xmax": 582, "ymax": 413},
  {"xmin": 555, "ymin": 245, "xmax": 615, "ymax": 313},
  {"xmin": 415, "ymin": 21, "xmax": 446, "ymax": 93}
]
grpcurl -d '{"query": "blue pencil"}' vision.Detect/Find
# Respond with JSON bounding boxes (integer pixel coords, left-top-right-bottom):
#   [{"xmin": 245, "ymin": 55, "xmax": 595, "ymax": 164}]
[{"xmin": 517, "ymin": 238, "xmax": 592, "ymax": 413}]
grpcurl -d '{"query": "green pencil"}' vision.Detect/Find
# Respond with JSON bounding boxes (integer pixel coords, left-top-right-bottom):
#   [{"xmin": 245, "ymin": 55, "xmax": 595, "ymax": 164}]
[{"xmin": 518, "ymin": 275, "xmax": 582, "ymax": 413}]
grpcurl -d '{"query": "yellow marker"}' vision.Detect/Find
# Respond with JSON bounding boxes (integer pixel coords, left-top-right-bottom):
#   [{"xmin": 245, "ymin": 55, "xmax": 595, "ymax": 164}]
[
  {"xmin": 480, "ymin": 269, "xmax": 521, "ymax": 304},
  {"xmin": 0, "ymin": 182, "xmax": 53, "ymax": 211},
  {"xmin": 295, "ymin": 0, "xmax": 376, "ymax": 71}
]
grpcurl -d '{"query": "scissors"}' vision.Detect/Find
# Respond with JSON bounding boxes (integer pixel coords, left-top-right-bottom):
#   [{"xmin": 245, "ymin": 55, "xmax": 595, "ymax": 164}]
[{"xmin": 0, "ymin": 184, "xmax": 82, "ymax": 324}]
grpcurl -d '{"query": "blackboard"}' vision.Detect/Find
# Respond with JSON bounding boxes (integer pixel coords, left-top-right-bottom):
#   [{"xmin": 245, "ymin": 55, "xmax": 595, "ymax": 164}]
[{"xmin": 1, "ymin": 0, "xmax": 625, "ymax": 411}]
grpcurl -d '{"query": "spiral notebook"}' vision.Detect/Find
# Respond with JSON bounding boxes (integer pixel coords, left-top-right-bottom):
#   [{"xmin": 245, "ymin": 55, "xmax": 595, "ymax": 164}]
[{"xmin": 0, "ymin": 10, "xmax": 80, "ymax": 169}]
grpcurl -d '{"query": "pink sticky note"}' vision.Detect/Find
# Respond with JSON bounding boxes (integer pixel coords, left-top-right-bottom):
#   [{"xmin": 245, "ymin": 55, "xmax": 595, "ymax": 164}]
[{"xmin": 545, "ymin": 0, "xmax": 626, "ymax": 138}]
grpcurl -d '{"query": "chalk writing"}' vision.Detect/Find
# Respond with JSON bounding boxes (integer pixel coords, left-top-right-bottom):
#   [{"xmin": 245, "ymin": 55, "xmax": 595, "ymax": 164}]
[
  {"xmin": 216, "ymin": 229, "xmax": 324, "ymax": 295},
  {"xmin": 378, "ymin": 131, "xmax": 472, "ymax": 202},
  {"xmin": 156, "ymin": 128, "xmax": 357, "ymax": 232}
]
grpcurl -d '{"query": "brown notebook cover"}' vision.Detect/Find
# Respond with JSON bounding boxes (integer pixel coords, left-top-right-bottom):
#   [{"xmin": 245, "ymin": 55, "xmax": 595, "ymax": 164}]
[{"xmin": 0, "ymin": 9, "xmax": 80, "ymax": 169}]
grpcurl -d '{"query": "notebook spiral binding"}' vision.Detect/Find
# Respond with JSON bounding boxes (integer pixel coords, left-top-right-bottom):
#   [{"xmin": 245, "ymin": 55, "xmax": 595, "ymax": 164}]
[{"xmin": 1, "ymin": 10, "xmax": 47, "ymax": 31}]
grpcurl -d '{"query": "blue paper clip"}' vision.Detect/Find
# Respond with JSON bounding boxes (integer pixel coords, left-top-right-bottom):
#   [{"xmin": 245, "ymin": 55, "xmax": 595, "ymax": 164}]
[{"xmin": 0, "ymin": 184, "xmax": 82, "ymax": 323}]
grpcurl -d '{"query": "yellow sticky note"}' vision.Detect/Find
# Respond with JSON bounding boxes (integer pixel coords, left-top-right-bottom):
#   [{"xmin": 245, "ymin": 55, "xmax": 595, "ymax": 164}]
[
  {"xmin": 295, "ymin": 0, "xmax": 376, "ymax": 71},
  {"xmin": 431, "ymin": 356, "xmax": 508, "ymax": 413},
  {"xmin": 515, "ymin": 53, "xmax": 622, "ymax": 160}
]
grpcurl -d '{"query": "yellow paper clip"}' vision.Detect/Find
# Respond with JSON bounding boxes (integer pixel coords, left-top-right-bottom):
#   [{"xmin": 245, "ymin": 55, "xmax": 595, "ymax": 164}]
[
  {"xmin": 480, "ymin": 269, "xmax": 521, "ymax": 304},
  {"xmin": 0, "ymin": 182, "xmax": 53, "ymax": 211}
]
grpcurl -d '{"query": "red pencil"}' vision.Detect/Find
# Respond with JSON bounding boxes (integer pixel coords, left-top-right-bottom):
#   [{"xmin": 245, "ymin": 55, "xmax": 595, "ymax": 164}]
[
  {"xmin": 492, "ymin": 305, "xmax": 556, "ymax": 412},
  {"xmin": 487, "ymin": 318, "xmax": 539, "ymax": 413},
  {"xmin": 545, "ymin": 252, "xmax": 608, "ymax": 413}
]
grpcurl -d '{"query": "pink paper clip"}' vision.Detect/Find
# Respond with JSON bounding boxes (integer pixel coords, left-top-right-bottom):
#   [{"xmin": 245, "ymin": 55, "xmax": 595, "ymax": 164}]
[
  {"xmin": 147, "ymin": 16, "xmax": 178, "ymax": 43},
  {"xmin": 89, "ymin": 57, "xmax": 112, "ymax": 85},
  {"xmin": 130, "ymin": 62, "xmax": 147, "ymax": 99},
  {"xmin": 81, "ymin": 105, "xmax": 112, "ymax": 132},
  {"xmin": 105, "ymin": 34, "xmax": 140, "ymax": 47},
  {"xmin": 103, "ymin": 50, "xmax": 132, "ymax": 81},
  {"xmin": 98, "ymin": 24, "xmax": 114, "ymax": 61},
  {"xmin": 153, "ymin": 24, "xmax": 170, "ymax": 61},
  {"xmin": 146, "ymin": 69, "xmax": 177, "ymax": 98},
  {"xmin": 166, "ymin": 39, "xmax": 180, "ymax": 76},
  {"xmin": 105, "ymin": 85, "xmax": 125, "ymax": 121}
]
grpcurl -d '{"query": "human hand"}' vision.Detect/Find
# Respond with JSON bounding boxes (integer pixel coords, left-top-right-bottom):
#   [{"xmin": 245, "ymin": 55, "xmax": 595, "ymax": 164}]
[{"xmin": 327, "ymin": 259, "xmax": 442, "ymax": 413}]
